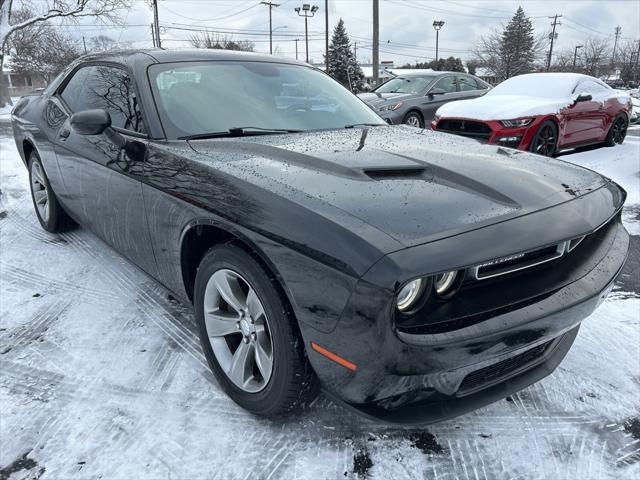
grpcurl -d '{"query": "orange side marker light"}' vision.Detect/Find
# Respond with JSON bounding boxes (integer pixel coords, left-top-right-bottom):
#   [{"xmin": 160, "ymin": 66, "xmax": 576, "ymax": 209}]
[{"xmin": 311, "ymin": 342, "xmax": 357, "ymax": 371}]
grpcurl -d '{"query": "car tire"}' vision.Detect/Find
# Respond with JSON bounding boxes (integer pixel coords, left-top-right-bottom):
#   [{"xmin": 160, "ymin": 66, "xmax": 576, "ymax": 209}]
[
  {"xmin": 605, "ymin": 115, "xmax": 628, "ymax": 146},
  {"xmin": 403, "ymin": 111, "xmax": 424, "ymax": 128},
  {"xmin": 28, "ymin": 151, "xmax": 75, "ymax": 233},
  {"xmin": 529, "ymin": 120, "xmax": 558, "ymax": 157},
  {"xmin": 194, "ymin": 244, "xmax": 318, "ymax": 416}
]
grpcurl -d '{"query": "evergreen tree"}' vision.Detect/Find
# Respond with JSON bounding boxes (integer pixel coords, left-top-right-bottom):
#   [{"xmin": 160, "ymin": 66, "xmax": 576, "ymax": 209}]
[
  {"xmin": 327, "ymin": 19, "xmax": 365, "ymax": 92},
  {"xmin": 498, "ymin": 7, "xmax": 537, "ymax": 78},
  {"xmin": 472, "ymin": 6, "xmax": 541, "ymax": 80}
]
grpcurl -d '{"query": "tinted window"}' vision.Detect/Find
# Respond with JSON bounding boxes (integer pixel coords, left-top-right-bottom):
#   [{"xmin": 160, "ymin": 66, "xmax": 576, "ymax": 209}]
[
  {"xmin": 375, "ymin": 75, "xmax": 435, "ymax": 94},
  {"xmin": 60, "ymin": 67, "xmax": 90, "ymax": 112},
  {"xmin": 457, "ymin": 76, "xmax": 478, "ymax": 91},
  {"xmin": 149, "ymin": 61, "xmax": 385, "ymax": 139},
  {"xmin": 82, "ymin": 66, "xmax": 145, "ymax": 133},
  {"xmin": 432, "ymin": 76, "xmax": 456, "ymax": 93},
  {"xmin": 61, "ymin": 65, "xmax": 145, "ymax": 134}
]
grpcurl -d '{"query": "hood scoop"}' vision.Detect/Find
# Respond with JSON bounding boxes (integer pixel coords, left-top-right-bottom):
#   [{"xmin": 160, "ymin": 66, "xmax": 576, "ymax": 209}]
[{"xmin": 363, "ymin": 166, "xmax": 427, "ymax": 180}]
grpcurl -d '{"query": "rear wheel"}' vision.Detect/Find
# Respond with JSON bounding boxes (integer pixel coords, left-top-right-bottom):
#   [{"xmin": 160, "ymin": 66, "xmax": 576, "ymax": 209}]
[
  {"xmin": 403, "ymin": 111, "xmax": 424, "ymax": 128},
  {"xmin": 28, "ymin": 151, "xmax": 74, "ymax": 233},
  {"xmin": 194, "ymin": 244, "xmax": 317, "ymax": 416},
  {"xmin": 605, "ymin": 115, "xmax": 628, "ymax": 146},
  {"xmin": 529, "ymin": 121, "xmax": 558, "ymax": 157}
]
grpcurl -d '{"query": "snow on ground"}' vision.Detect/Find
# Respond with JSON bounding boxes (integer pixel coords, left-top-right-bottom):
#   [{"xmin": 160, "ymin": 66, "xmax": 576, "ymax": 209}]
[{"xmin": 1, "ymin": 122, "xmax": 639, "ymax": 479}]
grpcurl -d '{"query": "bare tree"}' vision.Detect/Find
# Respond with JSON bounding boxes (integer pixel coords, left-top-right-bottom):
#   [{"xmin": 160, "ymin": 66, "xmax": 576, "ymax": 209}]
[
  {"xmin": 189, "ymin": 31, "xmax": 254, "ymax": 52},
  {"xmin": 616, "ymin": 40, "xmax": 640, "ymax": 83},
  {"xmin": 0, "ymin": 0, "xmax": 129, "ymax": 107},
  {"xmin": 549, "ymin": 48, "xmax": 575, "ymax": 72},
  {"xmin": 581, "ymin": 37, "xmax": 610, "ymax": 77}
]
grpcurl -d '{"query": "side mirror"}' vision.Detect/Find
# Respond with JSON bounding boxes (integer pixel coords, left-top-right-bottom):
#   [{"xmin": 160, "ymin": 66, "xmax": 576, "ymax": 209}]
[
  {"xmin": 575, "ymin": 93, "xmax": 592, "ymax": 103},
  {"xmin": 70, "ymin": 109, "xmax": 111, "ymax": 135},
  {"xmin": 70, "ymin": 108, "xmax": 127, "ymax": 148},
  {"xmin": 428, "ymin": 88, "xmax": 446, "ymax": 97}
]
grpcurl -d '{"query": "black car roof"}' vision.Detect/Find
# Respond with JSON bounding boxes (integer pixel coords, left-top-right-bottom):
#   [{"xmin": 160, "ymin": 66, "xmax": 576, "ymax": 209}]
[{"xmin": 74, "ymin": 48, "xmax": 308, "ymax": 67}]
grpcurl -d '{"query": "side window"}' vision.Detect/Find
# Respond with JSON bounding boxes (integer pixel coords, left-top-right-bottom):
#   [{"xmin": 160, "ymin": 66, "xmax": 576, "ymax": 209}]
[
  {"xmin": 574, "ymin": 80, "xmax": 607, "ymax": 95},
  {"xmin": 82, "ymin": 66, "xmax": 146, "ymax": 134},
  {"xmin": 457, "ymin": 76, "xmax": 478, "ymax": 92},
  {"xmin": 60, "ymin": 67, "xmax": 90, "ymax": 112},
  {"xmin": 432, "ymin": 76, "xmax": 456, "ymax": 93}
]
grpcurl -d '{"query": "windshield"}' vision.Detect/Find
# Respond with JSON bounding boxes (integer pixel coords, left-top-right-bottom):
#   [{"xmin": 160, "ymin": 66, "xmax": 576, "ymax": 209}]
[
  {"xmin": 149, "ymin": 61, "xmax": 385, "ymax": 138},
  {"xmin": 374, "ymin": 75, "xmax": 435, "ymax": 94}
]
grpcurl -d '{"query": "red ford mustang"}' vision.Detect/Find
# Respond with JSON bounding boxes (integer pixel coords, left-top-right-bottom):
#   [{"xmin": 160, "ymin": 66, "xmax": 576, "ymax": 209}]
[{"xmin": 432, "ymin": 73, "xmax": 632, "ymax": 156}]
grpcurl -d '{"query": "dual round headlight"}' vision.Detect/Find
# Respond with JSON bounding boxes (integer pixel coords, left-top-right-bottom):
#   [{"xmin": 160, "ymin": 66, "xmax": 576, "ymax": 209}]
[{"xmin": 396, "ymin": 271, "xmax": 460, "ymax": 312}]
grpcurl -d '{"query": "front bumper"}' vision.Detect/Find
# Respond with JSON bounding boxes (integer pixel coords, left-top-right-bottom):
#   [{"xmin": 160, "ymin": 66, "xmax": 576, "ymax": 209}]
[
  {"xmin": 303, "ymin": 202, "xmax": 628, "ymax": 424},
  {"xmin": 432, "ymin": 117, "xmax": 546, "ymax": 150}
]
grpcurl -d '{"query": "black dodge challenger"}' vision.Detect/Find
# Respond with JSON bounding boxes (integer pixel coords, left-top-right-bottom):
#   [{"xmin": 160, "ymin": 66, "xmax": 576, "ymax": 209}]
[{"xmin": 11, "ymin": 50, "xmax": 628, "ymax": 424}]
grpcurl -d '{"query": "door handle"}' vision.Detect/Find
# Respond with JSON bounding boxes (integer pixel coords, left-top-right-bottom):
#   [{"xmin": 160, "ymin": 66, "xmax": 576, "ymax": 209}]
[{"xmin": 59, "ymin": 129, "xmax": 70, "ymax": 139}]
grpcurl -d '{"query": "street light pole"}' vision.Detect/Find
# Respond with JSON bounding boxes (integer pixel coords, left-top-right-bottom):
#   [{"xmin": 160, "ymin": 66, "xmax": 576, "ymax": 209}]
[
  {"xmin": 295, "ymin": 4, "xmax": 319, "ymax": 63},
  {"xmin": 573, "ymin": 44, "xmax": 583, "ymax": 71},
  {"xmin": 432, "ymin": 20, "xmax": 445, "ymax": 69}
]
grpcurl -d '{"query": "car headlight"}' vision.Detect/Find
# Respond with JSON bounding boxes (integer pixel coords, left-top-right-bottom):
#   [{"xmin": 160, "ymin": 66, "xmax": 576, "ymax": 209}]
[
  {"xmin": 379, "ymin": 102, "xmax": 403, "ymax": 112},
  {"xmin": 396, "ymin": 279, "xmax": 425, "ymax": 312},
  {"xmin": 500, "ymin": 118, "xmax": 533, "ymax": 128},
  {"xmin": 434, "ymin": 271, "xmax": 458, "ymax": 296}
]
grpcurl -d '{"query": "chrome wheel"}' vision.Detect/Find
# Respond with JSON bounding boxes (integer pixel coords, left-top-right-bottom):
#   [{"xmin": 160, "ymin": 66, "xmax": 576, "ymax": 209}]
[
  {"xmin": 203, "ymin": 268, "xmax": 273, "ymax": 393},
  {"xmin": 404, "ymin": 114, "xmax": 422, "ymax": 128},
  {"xmin": 30, "ymin": 160, "xmax": 50, "ymax": 223}
]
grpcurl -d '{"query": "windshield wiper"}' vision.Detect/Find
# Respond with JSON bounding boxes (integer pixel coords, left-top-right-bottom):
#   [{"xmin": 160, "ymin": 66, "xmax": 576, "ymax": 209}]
[
  {"xmin": 179, "ymin": 126, "xmax": 302, "ymax": 140},
  {"xmin": 344, "ymin": 123, "xmax": 385, "ymax": 129}
]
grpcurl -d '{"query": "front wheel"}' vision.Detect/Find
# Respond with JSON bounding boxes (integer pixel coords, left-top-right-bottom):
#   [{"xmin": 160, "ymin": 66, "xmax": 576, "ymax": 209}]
[
  {"xmin": 529, "ymin": 121, "xmax": 558, "ymax": 157},
  {"xmin": 403, "ymin": 111, "xmax": 424, "ymax": 128},
  {"xmin": 194, "ymin": 244, "xmax": 317, "ymax": 416},
  {"xmin": 605, "ymin": 115, "xmax": 628, "ymax": 146}
]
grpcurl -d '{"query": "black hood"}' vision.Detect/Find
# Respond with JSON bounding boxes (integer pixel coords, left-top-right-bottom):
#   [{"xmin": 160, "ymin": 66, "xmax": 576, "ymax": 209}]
[{"xmin": 187, "ymin": 126, "xmax": 608, "ymax": 249}]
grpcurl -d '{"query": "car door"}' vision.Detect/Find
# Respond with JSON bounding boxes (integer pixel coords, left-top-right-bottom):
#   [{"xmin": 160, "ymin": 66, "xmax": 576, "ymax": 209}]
[
  {"xmin": 52, "ymin": 64, "xmax": 158, "ymax": 277},
  {"xmin": 421, "ymin": 75, "xmax": 459, "ymax": 122},
  {"xmin": 562, "ymin": 80, "xmax": 608, "ymax": 146},
  {"xmin": 456, "ymin": 75, "xmax": 490, "ymax": 101}
]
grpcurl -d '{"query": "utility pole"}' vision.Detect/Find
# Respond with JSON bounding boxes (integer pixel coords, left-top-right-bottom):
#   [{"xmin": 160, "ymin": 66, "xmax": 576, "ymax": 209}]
[
  {"xmin": 325, "ymin": 0, "xmax": 329, "ymax": 71},
  {"xmin": 354, "ymin": 41, "xmax": 357, "ymax": 61},
  {"xmin": 295, "ymin": 4, "xmax": 319, "ymax": 63},
  {"xmin": 261, "ymin": 2, "xmax": 280, "ymax": 55},
  {"xmin": 152, "ymin": 0, "xmax": 161, "ymax": 49},
  {"xmin": 373, "ymin": 0, "xmax": 379, "ymax": 86},
  {"xmin": 432, "ymin": 20, "xmax": 445, "ymax": 69},
  {"xmin": 295, "ymin": 38, "xmax": 299, "ymax": 60},
  {"xmin": 572, "ymin": 44, "xmax": 583, "ymax": 70},
  {"xmin": 612, "ymin": 25, "xmax": 621, "ymax": 68},
  {"xmin": 82, "ymin": 36, "xmax": 87, "ymax": 54},
  {"xmin": 546, "ymin": 14, "xmax": 561, "ymax": 71}
]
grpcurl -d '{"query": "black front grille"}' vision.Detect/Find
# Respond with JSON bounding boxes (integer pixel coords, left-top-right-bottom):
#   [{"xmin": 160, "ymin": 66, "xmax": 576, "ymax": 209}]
[
  {"xmin": 438, "ymin": 119, "xmax": 492, "ymax": 140},
  {"xmin": 458, "ymin": 340, "xmax": 553, "ymax": 394}
]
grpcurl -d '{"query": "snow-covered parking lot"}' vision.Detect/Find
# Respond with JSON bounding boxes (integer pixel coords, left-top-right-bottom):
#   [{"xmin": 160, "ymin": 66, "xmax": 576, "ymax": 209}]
[{"xmin": 1, "ymin": 116, "xmax": 639, "ymax": 479}]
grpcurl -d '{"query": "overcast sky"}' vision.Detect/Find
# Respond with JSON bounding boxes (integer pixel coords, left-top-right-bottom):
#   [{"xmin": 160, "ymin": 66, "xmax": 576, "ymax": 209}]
[{"xmin": 69, "ymin": 0, "xmax": 639, "ymax": 66}]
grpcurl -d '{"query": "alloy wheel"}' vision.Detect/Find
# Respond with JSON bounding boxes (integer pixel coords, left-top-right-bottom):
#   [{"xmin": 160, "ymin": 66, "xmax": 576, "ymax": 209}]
[
  {"xmin": 203, "ymin": 268, "xmax": 273, "ymax": 393},
  {"xmin": 405, "ymin": 115, "xmax": 422, "ymax": 128},
  {"xmin": 612, "ymin": 117, "xmax": 627, "ymax": 144},
  {"xmin": 533, "ymin": 125, "xmax": 556, "ymax": 156},
  {"xmin": 30, "ymin": 161, "xmax": 50, "ymax": 223}
]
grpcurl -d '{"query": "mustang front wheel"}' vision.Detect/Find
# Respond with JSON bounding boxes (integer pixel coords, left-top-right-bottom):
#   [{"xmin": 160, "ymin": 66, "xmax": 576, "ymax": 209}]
[
  {"xmin": 529, "ymin": 121, "xmax": 558, "ymax": 157},
  {"xmin": 194, "ymin": 244, "xmax": 317, "ymax": 415}
]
